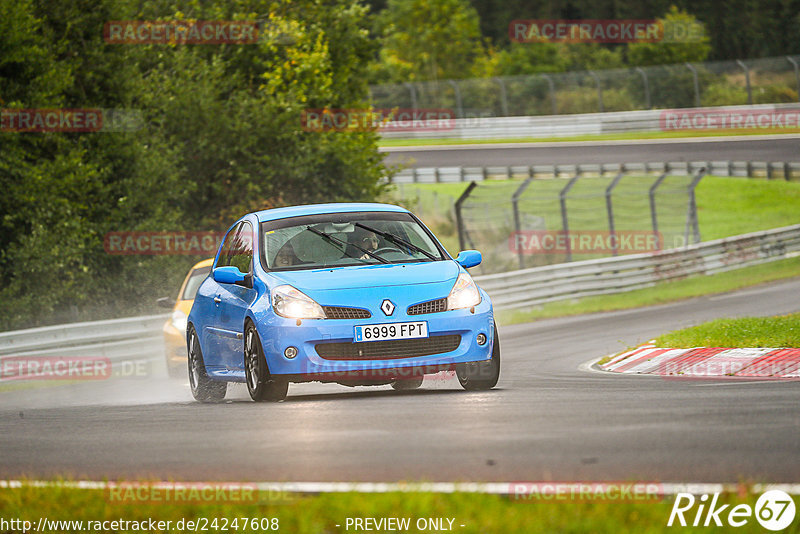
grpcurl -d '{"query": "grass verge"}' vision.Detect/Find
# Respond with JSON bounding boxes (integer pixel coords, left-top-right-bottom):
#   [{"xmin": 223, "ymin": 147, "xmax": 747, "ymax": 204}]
[
  {"xmin": 392, "ymin": 176, "xmax": 800, "ymax": 246},
  {"xmin": 379, "ymin": 129, "xmax": 800, "ymax": 147},
  {"xmin": 496, "ymin": 255, "xmax": 800, "ymax": 326},
  {"xmin": 653, "ymin": 313, "xmax": 800, "ymax": 348},
  {"xmin": 1, "ymin": 484, "xmax": 796, "ymax": 533}
]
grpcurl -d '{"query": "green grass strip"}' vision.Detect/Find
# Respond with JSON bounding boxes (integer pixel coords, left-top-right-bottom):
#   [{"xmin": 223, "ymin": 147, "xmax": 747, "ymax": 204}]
[
  {"xmin": 654, "ymin": 313, "xmax": 800, "ymax": 348},
  {"xmin": 0, "ymin": 485, "xmax": 793, "ymax": 533}
]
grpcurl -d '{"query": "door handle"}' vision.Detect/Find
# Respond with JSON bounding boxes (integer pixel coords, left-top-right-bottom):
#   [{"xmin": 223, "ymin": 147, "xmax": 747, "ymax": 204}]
[{"xmin": 213, "ymin": 296, "xmax": 221, "ymax": 304}]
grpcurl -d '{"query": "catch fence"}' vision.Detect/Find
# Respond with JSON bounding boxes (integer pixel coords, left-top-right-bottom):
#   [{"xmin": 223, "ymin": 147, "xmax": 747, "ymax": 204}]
[{"xmin": 370, "ymin": 55, "xmax": 800, "ymax": 119}]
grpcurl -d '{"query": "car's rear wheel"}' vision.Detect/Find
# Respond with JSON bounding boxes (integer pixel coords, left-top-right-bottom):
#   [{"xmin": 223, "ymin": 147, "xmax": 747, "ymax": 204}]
[
  {"xmin": 391, "ymin": 376, "xmax": 424, "ymax": 390},
  {"xmin": 187, "ymin": 326, "xmax": 227, "ymax": 402},
  {"xmin": 244, "ymin": 323, "xmax": 288, "ymax": 402},
  {"xmin": 456, "ymin": 323, "xmax": 500, "ymax": 391}
]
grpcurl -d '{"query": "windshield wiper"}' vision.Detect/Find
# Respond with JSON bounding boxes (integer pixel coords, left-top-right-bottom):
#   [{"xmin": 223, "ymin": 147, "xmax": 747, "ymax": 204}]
[
  {"xmin": 305, "ymin": 226, "xmax": 390, "ymax": 264},
  {"xmin": 354, "ymin": 222, "xmax": 438, "ymax": 261}
]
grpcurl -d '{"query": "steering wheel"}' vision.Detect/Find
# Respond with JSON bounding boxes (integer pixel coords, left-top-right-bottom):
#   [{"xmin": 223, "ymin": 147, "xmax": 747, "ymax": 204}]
[{"xmin": 371, "ymin": 246, "xmax": 404, "ymax": 256}]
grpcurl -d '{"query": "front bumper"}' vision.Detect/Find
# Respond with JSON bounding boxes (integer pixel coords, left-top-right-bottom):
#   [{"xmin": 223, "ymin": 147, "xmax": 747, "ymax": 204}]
[{"xmin": 256, "ymin": 294, "xmax": 494, "ymax": 381}]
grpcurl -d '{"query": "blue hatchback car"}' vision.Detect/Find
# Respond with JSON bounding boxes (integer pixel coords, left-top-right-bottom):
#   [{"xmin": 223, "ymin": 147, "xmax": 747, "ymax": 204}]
[{"xmin": 187, "ymin": 203, "xmax": 499, "ymax": 402}]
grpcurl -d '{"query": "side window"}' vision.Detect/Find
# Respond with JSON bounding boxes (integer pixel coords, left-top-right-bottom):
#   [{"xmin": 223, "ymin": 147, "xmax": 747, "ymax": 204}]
[
  {"xmin": 215, "ymin": 223, "xmax": 241, "ymax": 269},
  {"xmin": 228, "ymin": 221, "xmax": 254, "ymax": 274}
]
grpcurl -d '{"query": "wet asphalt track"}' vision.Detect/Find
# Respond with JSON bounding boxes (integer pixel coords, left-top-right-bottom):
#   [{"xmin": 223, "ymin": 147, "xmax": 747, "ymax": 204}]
[{"xmin": 1, "ymin": 278, "xmax": 798, "ymax": 483}]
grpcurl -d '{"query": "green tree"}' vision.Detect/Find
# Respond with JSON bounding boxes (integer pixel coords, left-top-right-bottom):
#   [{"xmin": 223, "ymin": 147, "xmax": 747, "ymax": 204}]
[
  {"xmin": 371, "ymin": 0, "xmax": 488, "ymax": 82},
  {"xmin": 491, "ymin": 42, "xmax": 567, "ymax": 76},
  {"xmin": 0, "ymin": 0, "xmax": 388, "ymax": 330},
  {"xmin": 626, "ymin": 6, "xmax": 712, "ymax": 66}
]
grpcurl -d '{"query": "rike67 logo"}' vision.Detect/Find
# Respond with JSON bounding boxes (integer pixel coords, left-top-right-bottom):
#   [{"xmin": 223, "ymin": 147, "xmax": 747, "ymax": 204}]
[{"xmin": 668, "ymin": 490, "xmax": 796, "ymax": 530}]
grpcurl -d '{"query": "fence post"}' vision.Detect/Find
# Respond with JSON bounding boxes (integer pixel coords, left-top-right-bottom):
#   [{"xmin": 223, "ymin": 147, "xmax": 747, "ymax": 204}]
[
  {"xmin": 735, "ymin": 60, "xmax": 753, "ymax": 105},
  {"xmin": 559, "ymin": 175, "xmax": 580, "ymax": 262},
  {"xmin": 649, "ymin": 171, "xmax": 668, "ymax": 250},
  {"xmin": 605, "ymin": 167, "xmax": 626, "ymax": 256},
  {"xmin": 541, "ymin": 74, "xmax": 557, "ymax": 114},
  {"xmin": 685, "ymin": 167, "xmax": 706, "ymax": 245},
  {"xmin": 635, "ymin": 67, "xmax": 651, "ymax": 109},
  {"xmin": 787, "ymin": 56, "xmax": 800, "ymax": 103},
  {"xmin": 455, "ymin": 182, "xmax": 478, "ymax": 252},
  {"xmin": 511, "ymin": 178, "xmax": 534, "ymax": 269},
  {"xmin": 492, "ymin": 77, "xmax": 510, "ymax": 116},
  {"xmin": 685, "ymin": 63, "xmax": 701, "ymax": 107},
  {"xmin": 403, "ymin": 82, "xmax": 418, "ymax": 109},
  {"xmin": 588, "ymin": 70, "xmax": 604, "ymax": 113},
  {"xmin": 447, "ymin": 80, "xmax": 464, "ymax": 118}
]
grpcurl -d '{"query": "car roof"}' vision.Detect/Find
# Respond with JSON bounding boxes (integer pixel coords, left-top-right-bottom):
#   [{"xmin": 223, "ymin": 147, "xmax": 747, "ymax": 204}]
[{"xmin": 253, "ymin": 203, "xmax": 410, "ymax": 223}]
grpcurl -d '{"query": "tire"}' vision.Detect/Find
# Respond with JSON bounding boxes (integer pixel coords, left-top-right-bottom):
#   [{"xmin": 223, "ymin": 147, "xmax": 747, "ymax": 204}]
[
  {"xmin": 244, "ymin": 322, "xmax": 288, "ymax": 402},
  {"xmin": 456, "ymin": 323, "xmax": 500, "ymax": 391},
  {"xmin": 187, "ymin": 326, "xmax": 227, "ymax": 402},
  {"xmin": 391, "ymin": 376, "xmax": 424, "ymax": 390}
]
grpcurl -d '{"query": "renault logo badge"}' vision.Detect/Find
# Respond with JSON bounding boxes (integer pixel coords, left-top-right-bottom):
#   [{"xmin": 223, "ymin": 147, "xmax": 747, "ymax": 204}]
[{"xmin": 380, "ymin": 299, "xmax": 395, "ymax": 316}]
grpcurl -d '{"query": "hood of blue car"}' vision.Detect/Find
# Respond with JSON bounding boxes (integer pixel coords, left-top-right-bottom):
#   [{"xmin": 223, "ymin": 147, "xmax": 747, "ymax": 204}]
[{"xmin": 269, "ymin": 260, "xmax": 460, "ymax": 292}]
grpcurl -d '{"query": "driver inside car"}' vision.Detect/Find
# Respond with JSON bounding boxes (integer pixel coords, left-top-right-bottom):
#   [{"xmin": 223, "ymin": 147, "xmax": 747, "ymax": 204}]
[
  {"xmin": 352, "ymin": 228, "xmax": 380, "ymax": 260},
  {"xmin": 273, "ymin": 241, "xmax": 300, "ymax": 268}
]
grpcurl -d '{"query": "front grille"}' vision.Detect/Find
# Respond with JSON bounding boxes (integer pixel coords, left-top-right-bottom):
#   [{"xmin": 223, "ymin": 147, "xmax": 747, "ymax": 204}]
[
  {"xmin": 323, "ymin": 306, "xmax": 371, "ymax": 319},
  {"xmin": 316, "ymin": 334, "xmax": 461, "ymax": 360},
  {"xmin": 407, "ymin": 297, "xmax": 448, "ymax": 315}
]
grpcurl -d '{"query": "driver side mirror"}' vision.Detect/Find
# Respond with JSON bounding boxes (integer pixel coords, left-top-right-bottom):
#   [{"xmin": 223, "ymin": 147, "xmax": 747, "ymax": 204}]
[
  {"xmin": 214, "ymin": 266, "xmax": 246, "ymax": 284},
  {"xmin": 455, "ymin": 250, "xmax": 482, "ymax": 269}
]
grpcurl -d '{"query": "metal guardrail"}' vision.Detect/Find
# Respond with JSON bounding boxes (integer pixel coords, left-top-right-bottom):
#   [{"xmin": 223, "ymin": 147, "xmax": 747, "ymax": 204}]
[
  {"xmin": 474, "ymin": 224, "xmax": 800, "ymax": 310},
  {"xmin": 378, "ymin": 103, "xmax": 800, "ymax": 140},
  {"xmin": 0, "ymin": 314, "xmax": 169, "ymax": 365},
  {"xmin": 0, "ymin": 225, "xmax": 798, "ymax": 357},
  {"xmin": 387, "ymin": 160, "xmax": 800, "ymax": 183}
]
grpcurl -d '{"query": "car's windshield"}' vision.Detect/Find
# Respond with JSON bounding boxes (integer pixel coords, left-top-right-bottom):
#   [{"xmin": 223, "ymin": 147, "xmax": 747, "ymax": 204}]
[
  {"xmin": 181, "ymin": 266, "xmax": 211, "ymax": 300},
  {"xmin": 261, "ymin": 211, "xmax": 445, "ymax": 271}
]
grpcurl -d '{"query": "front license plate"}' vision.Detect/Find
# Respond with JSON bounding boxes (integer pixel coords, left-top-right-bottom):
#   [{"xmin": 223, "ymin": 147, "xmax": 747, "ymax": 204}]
[{"xmin": 354, "ymin": 322, "xmax": 428, "ymax": 342}]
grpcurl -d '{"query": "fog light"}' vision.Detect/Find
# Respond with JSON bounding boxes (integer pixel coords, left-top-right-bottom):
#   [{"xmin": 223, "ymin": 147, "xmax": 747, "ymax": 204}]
[
  {"xmin": 476, "ymin": 333, "xmax": 487, "ymax": 346},
  {"xmin": 284, "ymin": 346, "xmax": 298, "ymax": 359}
]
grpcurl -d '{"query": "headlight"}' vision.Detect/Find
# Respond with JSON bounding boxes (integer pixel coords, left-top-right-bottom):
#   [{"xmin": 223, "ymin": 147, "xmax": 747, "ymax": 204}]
[
  {"xmin": 171, "ymin": 309, "xmax": 188, "ymax": 333},
  {"xmin": 447, "ymin": 273, "xmax": 481, "ymax": 310},
  {"xmin": 272, "ymin": 285, "xmax": 326, "ymax": 319}
]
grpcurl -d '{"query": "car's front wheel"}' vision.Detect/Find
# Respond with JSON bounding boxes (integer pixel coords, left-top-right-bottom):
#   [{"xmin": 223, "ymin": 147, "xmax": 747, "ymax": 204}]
[
  {"xmin": 244, "ymin": 323, "xmax": 288, "ymax": 402},
  {"xmin": 456, "ymin": 324, "xmax": 500, "ymax": 391},
  {"xmin": 187, "ymin": 326, "xmax": 227, "ymax": 402}
]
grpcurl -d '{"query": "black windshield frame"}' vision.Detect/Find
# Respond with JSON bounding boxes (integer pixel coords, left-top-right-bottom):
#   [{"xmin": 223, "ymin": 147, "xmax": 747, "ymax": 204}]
[{"xmin": 258, "ymin": 211, "xmax": 449, "ymax": 272}]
